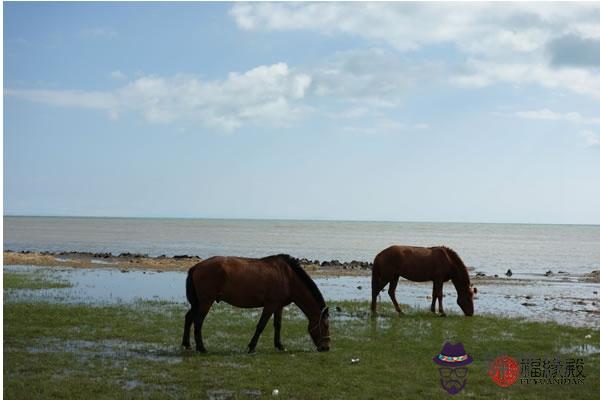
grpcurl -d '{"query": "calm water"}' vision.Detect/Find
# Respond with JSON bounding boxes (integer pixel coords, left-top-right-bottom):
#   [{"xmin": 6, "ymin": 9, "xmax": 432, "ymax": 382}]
[
  {"xmin": 4, "ymin": 216, "xmax": 600, "ymax": 275},
  {"xmin": 4, "ymin": 265, "xmax": 599, "ymax": 328}
]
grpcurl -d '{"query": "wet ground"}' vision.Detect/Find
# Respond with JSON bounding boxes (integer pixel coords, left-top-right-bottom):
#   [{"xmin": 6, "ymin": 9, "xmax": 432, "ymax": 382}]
[{"xmin": 4, "ymin": 264, "xmax": 599, "ymax": 329}]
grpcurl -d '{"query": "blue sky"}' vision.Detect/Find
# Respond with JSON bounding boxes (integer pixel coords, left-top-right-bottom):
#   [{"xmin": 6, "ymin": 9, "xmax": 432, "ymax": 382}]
[{"xmin": 4, "ymin": 2, "xmax": 600, "ymax": 224}]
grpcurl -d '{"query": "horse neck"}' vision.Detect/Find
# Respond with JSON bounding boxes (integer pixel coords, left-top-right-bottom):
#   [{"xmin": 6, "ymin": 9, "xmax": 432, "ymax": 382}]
[
  {"xmin": 290, "ymin": 275, "xmax": 322, "ymax": 323},
  {"xmin": 450, "ymin": 263, "xmax": 470, "ymax": 296}
]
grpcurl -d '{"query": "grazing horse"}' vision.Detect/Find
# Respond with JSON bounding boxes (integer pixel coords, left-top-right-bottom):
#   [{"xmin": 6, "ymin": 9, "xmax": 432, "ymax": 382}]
[
  {"xmin": 371, "ymin": 245, "xmax": 477, "ymax": 316},
  {"xmin": 182, "ymin": 254, "xmax": 330, "ymax": 353}
]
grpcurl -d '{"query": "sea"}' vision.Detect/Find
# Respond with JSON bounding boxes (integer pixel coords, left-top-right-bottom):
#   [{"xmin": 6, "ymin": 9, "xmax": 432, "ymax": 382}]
[{"xmin": 4, "ymin": 216, "xmax": 600, "ymax": 276}]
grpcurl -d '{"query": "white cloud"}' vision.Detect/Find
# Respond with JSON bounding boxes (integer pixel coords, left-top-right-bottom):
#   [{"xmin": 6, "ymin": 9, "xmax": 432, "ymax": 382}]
[
  {"xmin": 6, "ymin": 63, "xmax": 312, "ymax": 132},
  {"xmin": 230, "ymin": 3, "xmax": 600, "ymax": 52},
  {"xmin": 580, "ymin": 130, "xmax": 600, "ymax": 147},
  {"xmin": 452, "ymin": 60, "xmax": 600, "ymax": 99},
  {"xmin": 514, "ymin": 109, "xmax": 600, "ymax": 125},
  {"xmin": 231, "ymin": 2, "xmax": 600, "ymax": 101},
  {"xmin": 5, "ymin": 88, "xmax": 118, "ymax": 110},
  {"xmin": 109, "ymin": 70, "xmax": 127, "ymax": 81},
  {"xmin": 310, "ymin": 47, "xmax": 443, "ymax": 106}
]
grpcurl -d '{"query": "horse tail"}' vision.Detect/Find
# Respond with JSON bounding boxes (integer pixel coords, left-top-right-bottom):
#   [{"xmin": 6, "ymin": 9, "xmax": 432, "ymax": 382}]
[
  {"xmin": 371, "ymin": 254, "xmax": 381, "ymax": 315},
  {"xmin": 186, "ymin": 267, "xmax": 198, "ymax": 310}
]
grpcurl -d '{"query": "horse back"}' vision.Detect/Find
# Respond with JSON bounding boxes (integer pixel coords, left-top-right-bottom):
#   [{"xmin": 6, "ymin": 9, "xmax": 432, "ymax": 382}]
[
  {"xmin": 189, "ymin": 256, "xmax": 292, "ymax": 308},
  {"xmin": 374, "ymin": 245, "xmax": 452, "ymax": 282}
]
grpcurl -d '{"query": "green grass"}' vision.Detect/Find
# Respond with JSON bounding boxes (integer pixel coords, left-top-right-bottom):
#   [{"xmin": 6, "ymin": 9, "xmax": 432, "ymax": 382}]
[
  {"xmin": 4, "ymin": 296, "xmax": 599, "ymax": 399},
  {"xmin": 3, "ymin": 271, "xmax": 72, "ymax": 289}
]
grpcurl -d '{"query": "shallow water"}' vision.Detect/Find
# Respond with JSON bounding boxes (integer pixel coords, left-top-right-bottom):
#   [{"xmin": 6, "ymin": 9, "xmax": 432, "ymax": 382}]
[{"xmin": 4, "ymin": 265, "xmax": 599, "ymax": 329}]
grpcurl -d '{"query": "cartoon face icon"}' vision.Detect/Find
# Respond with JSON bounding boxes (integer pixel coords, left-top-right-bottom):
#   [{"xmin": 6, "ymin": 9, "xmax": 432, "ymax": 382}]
[{"xmin": 433, "ymin": 342, "xmax": 473, "ymax": 395}]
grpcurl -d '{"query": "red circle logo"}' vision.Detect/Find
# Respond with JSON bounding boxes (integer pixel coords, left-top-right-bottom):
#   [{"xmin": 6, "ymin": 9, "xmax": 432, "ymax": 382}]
[{"xmin": 488, "ymin": 356, "xmax": 520, "ymax": 387}]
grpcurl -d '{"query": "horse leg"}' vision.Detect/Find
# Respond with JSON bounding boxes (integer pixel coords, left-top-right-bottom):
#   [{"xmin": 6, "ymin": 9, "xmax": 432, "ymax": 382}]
[
  {"xmin": 193, "ymin": 301, "xmax": 213, "ymax": 353},
  {"xmin": 371, "ymin": 274, "xmax": 388, "ymax": 317},
  {"xmin": 436, "ymin": 281, "xmax": 446, "ymax": 317},
  {"xmin": 430, "ymin": 282, "xmax": 437, "ymax": 313},
  {"xmin": 273, "ymin": 307, "xmax": 285, "ymax": 351},
  {"xmin": 248, "ymin": 306, "xmax": 275, "ymax": 353},
  {"xmin": 181, "ymin": 308, "xmax": 194, "ymax": 349},
  {"xmin": 371, "ymin": 274, "xmax": 379, "ymax": 317},
  {"xmin": 388, "ymin": 275, "xmax": 404, "ymax": 315}
]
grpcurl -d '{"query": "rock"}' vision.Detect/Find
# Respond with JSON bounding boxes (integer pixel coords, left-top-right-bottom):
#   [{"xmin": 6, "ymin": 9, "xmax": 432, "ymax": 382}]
[
  {"xmin": 545, "ymin": 270, "xmax": 553, "ymax": 276},
  {"xmin": 525, "ymin": 295, "xmax": 532, "ymax": 299},
  {"xmin": 475, "ymin": 272, "xmax": 486, "ymax": 277},
  {"xmin": 494, "ymin": 274, "xmax": 499, "ymax": 278},
  {"xmin": 584, "ymin": 270, "xmax": 600, "ymax": 283},
  {"xmin": 521, "ymin": 302, "xmax": 536, "ymax": 307},
  {"xmin": 357, "ymin": 285, "xmax": 362, "ymax": 290},
  {"xmin": 335, "ymin": 306, "xmax": 342, "ymax": 312},
  {"xmin": 120, "ymin": 269, "xmax": 129, "ymax": 273},
  {"xmin": 173, "ymin": 255, "xmax": 193, "ymax": 259},
  {"xmin": 505, "ymin": 269, "xmax": 513, "ymax": 277}
]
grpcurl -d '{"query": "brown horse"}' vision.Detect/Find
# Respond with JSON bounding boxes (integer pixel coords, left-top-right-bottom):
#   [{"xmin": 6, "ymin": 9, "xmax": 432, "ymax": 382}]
[
  {"xmin": 182, "ymin": 254, "xmax": 330, "ymax": 353},
  {"xmin": 371, "ymin": 245, "xmax": 477, "ymax": 316}
]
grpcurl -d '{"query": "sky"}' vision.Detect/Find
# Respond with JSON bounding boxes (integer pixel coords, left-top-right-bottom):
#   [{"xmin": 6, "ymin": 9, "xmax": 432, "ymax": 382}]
[{"xmin": 3, "ymin": 2, "xmax": 600, "ymax": 224}]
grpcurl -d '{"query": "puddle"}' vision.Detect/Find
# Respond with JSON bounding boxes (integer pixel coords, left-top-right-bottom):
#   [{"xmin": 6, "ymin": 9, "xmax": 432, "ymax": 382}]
[
  {"xmin": 27, "ymin": 337, "xmax": 183, "ymax": 365},
  {"xmin": 90, "ymin": 259, "xmax": 114, "ymax": 265},
  {"xmin": 559, "ymin": 344, "xmax": 600, "ymax": 356},
  {"xmin": 207, "ymin": 389, "xmax": 235, "ymax": 400},
  {"xmin": 124, "ymin": 380, "xmax": 144, "ymax": 390},
  {"xmin": 4, "ymin": 264, "xmax": 600, "ymax": 328}
]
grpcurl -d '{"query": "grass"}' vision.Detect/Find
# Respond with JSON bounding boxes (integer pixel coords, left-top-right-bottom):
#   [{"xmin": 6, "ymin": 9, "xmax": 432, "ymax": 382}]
[
  {"xmin": 4, "ymin": 294, "xmax": 599, "ymax": 400},
  {"xmin": 3, "ymin": 270, "xmax": 72, "ymax": 290}
]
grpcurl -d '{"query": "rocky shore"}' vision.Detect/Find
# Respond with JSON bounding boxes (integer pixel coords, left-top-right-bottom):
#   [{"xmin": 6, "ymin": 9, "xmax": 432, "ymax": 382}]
[
  {"xmin": 5, "ymin": 250, "xmax": 599, "ymax": 283},
  {"xmin": 3, "ymin": 250, "xmax": 373, "ymax": 275}
]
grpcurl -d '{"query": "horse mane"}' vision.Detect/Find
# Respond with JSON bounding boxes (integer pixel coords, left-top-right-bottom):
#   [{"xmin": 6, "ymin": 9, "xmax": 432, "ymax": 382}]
[
  {"xmin": 441, "ymin": 247, "xmax": 471, "ymax": 289},
  {"xmin": 262, "ymin": 254, "xmax": 326, "ymax": 310}
]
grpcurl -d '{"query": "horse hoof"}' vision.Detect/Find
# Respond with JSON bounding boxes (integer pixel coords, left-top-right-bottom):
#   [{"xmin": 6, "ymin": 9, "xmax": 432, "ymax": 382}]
[
  {"xmin": 196, "ymin": 348, "xmax": 207, "ymax": 354},
  {"xmin": 439, "ymin": 313, "xmax": 447, "ymax": 317},
  {"xmin": 247, "ymin": 347, "xmax": 256, "ymax": 354},
  {"xmin": 275, "ymin": 345, "xmax": 286, "ymax": 352}
]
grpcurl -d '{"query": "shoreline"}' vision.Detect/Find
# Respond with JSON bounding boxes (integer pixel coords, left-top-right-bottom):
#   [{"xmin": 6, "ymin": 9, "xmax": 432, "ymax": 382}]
[
  {"xmin": 5, "ymin": 249, "xmax": 599, "ymax": 283},
  {"xmin": 4, "ymin": 253, "xmax": 600, "ymax": 329},
  {"xmin": 3, "ymin": 250, "xmax": 371, "ymax": 277}
]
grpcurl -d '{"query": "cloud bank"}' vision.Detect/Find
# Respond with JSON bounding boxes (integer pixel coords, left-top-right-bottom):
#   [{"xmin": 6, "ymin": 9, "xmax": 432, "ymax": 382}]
[{"xmin": 6, "ymin": 63, "xmax": 311, "ymax": 132}]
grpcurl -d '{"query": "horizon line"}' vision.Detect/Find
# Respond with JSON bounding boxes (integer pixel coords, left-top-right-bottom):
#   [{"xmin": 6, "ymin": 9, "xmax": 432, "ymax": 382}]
[{"xmin": 3, "ymin": 214, "xmax": 599, "ymax": 227}]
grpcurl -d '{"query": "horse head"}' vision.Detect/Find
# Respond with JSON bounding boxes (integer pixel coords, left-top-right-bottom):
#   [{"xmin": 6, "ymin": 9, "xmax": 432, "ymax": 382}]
[
  {"xmin": 457, "ymin": 285, "xmax": 477, "ymax": 316},
  {"xmin": 309, "ymin": 307, "xmax": 330, "ymax": 352}
]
